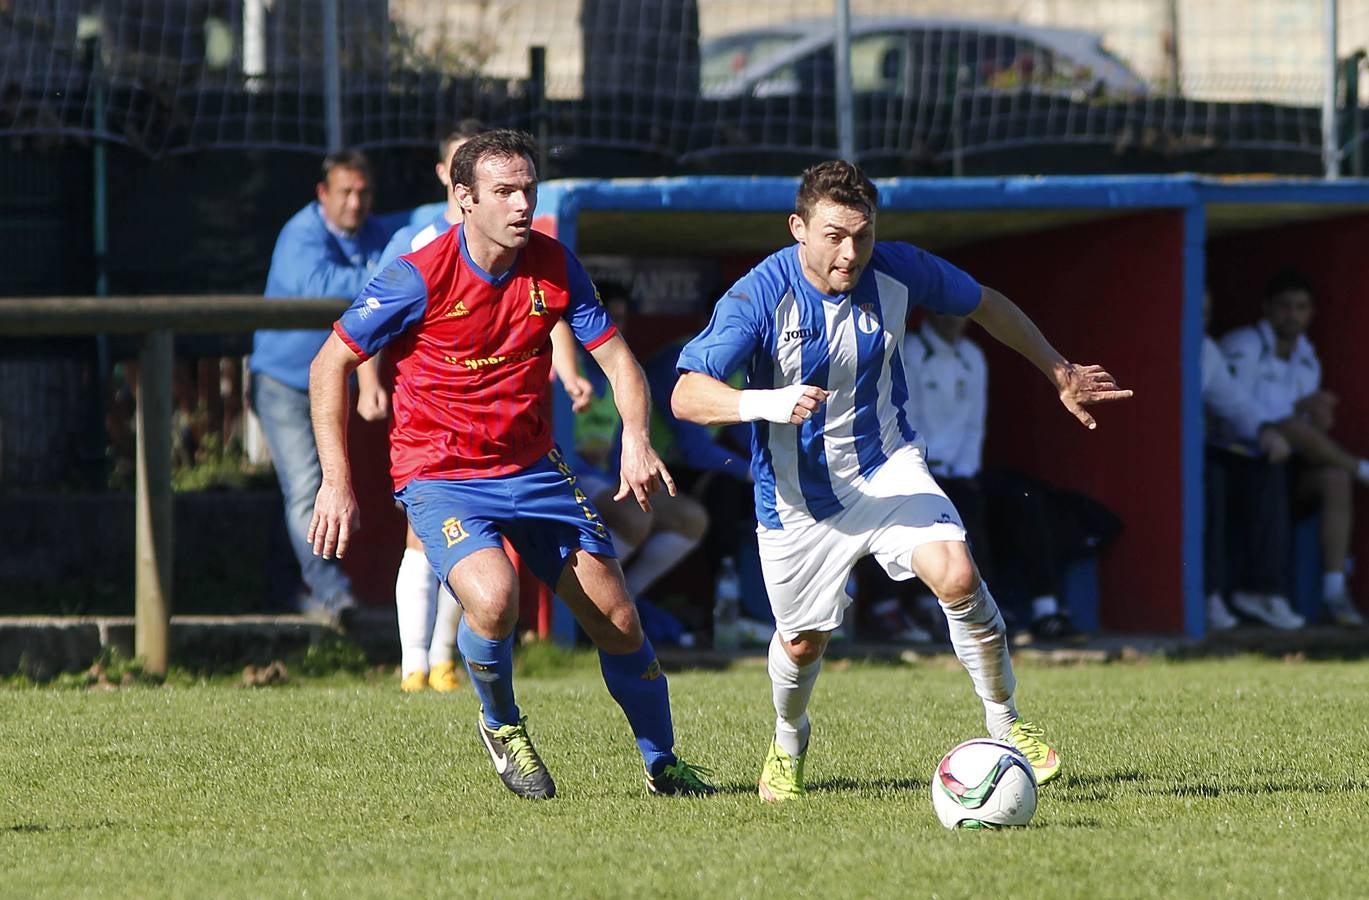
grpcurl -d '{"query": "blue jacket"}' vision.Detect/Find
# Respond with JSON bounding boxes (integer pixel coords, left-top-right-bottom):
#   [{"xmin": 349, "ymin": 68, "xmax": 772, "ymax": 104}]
[{"xmin": 249, "ymin": 203, "xmax": 391, "ymax": 391}]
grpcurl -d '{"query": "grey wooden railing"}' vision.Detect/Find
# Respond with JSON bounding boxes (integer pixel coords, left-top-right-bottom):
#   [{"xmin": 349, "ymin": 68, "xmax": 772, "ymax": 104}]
[{"xmin": 0, "ymin": 296, "xmax": 349, "ymax": 675}]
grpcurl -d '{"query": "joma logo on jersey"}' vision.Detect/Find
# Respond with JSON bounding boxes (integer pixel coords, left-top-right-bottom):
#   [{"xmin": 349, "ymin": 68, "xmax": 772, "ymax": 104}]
[
  {"xmin": 446, "ymin": 299, "xmax": 471, "ymax": 317},
  {"xmin": 783, "ymin": 328, "xmax": 819, "ymax": 342},
  {"xmin": 528, "ymin": 283, "xmax": 548, "ymax": 316},
  {"xmin": 442, "ymin": 517, "xmax": 469, "ymax": 548}
]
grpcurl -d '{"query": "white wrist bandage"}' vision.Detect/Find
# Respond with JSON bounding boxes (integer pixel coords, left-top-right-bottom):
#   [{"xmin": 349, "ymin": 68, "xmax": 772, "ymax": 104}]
[{"xmin": 738, "ymin": 385, "xmax": 811, "ymax": 424}]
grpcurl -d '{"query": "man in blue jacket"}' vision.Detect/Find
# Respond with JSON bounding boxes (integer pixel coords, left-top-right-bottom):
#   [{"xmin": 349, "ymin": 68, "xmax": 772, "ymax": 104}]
[{"xmin": 249, "ymin": 149, "xmax": 392, "ymax": 622}]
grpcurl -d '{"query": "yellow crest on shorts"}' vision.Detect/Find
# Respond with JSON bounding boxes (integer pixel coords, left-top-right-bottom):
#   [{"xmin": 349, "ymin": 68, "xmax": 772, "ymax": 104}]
[{"xmin": 442, "ymin": 517, "xmax": 469, "ymax": 548}]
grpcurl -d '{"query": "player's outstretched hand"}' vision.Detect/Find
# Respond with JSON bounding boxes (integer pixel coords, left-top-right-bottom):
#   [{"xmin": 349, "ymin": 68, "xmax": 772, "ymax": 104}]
[
  {"xmin": 309, "ymin": 480, "xmax": 360, "ymax": 559},
  {"xmin": 1058, "ymin": 362, "xmax": 1133, "ymax": 430},
  {"xmin": 615, "ymin": 436, "xmax": 677, "ymax": 512}
]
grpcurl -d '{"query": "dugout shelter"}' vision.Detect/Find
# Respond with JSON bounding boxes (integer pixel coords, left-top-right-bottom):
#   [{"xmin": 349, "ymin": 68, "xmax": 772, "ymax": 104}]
[{"xmin": 337, "ymin": 174, "xmax": 1369, "ymax": 638}]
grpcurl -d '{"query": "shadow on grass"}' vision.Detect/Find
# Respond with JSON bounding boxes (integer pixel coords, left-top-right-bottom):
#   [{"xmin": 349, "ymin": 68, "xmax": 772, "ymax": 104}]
[
  {"xmin": 707, "ymin": 775, "xmax": 928, "ymax": 796},
  {"xmin": 7, "ymin": 820, "xmax": 118, "ymax": 834},
  {"xmin": 1149, "ymin": 779, "xmax": 1369, "ymax": 798},
  {"xmin": 810, "ymin": 776, "xmax": 927, "ymax": 794}
]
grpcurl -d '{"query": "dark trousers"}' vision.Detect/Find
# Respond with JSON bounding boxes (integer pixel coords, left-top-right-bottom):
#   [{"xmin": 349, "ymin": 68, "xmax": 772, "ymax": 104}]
[{"xmin": 1204, "ymin": 447, "xmax": 1291, "ymax": 596}]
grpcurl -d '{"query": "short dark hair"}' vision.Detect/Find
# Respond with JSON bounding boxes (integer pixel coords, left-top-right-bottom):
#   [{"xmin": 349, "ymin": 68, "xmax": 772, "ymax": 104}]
[
  {"xmin": 439, "ymin": 118, "xmax": 486, "ymax": 161},
  {"xmin": 795, "ymin": 160, "xmax": 878, "ymax": 223},
  {"xmin": 1264, "ymin": 267, "xmax": 1313, "ymax": 301},
  {"xmin": 449, "ymin": 129, "xmax": 538, "ymax": 197},
  {"xmin": 320, "ymin": 148, "xmax": 371, "ymax": 185}
]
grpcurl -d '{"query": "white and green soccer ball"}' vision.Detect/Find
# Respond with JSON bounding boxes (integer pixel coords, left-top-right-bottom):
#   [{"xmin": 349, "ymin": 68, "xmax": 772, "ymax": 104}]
[{"xmin": 931, "ymin": 738, "xmax": 1038, "ymax": 830}]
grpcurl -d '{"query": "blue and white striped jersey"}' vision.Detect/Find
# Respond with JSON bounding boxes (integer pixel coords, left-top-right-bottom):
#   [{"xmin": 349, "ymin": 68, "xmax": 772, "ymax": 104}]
[{"xmin": 676, "ymin": 241, "xmax": 980, "ymax": 529}]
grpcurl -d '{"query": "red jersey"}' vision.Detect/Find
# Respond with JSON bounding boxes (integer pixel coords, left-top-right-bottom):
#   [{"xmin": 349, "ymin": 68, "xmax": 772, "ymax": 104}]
[{"xmin": 335, "ymin": 225, "xmax": 615, "ymax": 489}]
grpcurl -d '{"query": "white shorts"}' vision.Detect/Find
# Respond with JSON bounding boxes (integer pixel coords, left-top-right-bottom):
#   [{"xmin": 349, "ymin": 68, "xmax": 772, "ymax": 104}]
[{"xmin": 757, "ymin": 445, "xmax": 966, "ymax": 639}]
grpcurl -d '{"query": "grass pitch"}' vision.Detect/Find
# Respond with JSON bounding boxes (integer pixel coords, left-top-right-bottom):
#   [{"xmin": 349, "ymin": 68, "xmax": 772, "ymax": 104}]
[{"xmin": 3, "ymin": 653, "xmax": 1368, "ymax": 899}]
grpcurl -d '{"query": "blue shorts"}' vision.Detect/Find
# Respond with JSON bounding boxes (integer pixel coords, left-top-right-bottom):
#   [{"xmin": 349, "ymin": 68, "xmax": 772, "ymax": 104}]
[{"xmin": 397, "ymin": 446, "xmax": 616, "ymax": 590}]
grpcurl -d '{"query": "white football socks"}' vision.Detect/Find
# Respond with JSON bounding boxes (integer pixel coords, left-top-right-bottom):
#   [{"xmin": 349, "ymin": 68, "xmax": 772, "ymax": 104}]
[
  {"xmin": 396, "ymin": 548, "xmax": 436, "ymax": 676},
  {"xmin": 940, "ymin": 581, "xmax": 1018, "ymax": 741},
  {"xmin": 430, "ymin": 583, "xmax": 462, "ymax": 665},
  {"xmin": 768, "ymin": 631, "xmax": 821, "ymax": 758}
]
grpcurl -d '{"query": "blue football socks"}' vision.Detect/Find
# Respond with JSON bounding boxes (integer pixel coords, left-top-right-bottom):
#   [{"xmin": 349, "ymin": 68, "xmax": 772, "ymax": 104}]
[
  {"xmin": 598, "ymin": 639, "xmax": 676, "ymax": 775},
  {"xmin": 457, "ymin": 619, "xmax": 520, "ymax": 729}
]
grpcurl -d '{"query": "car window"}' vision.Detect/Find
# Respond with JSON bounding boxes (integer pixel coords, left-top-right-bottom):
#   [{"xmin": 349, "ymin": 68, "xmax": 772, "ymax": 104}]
[
  {"xmin": 701, "ymin": 32, "xmax": 807, "ymax": 91},
  {"xmin": 851, "ymin": 32, "xmax": 906, "ymax": 93}
]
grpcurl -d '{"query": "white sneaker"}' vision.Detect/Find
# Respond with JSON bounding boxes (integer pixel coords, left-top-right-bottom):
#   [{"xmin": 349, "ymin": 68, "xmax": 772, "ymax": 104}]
[
  {"xmin": 1323, "ymin": 592, "xmax": 1366, "ymax": 627},
  {"xmin": 1263, "ymin": 595, "xmax": 1305, "ymax": 630},
  {"xmin": 1230, "ymin": 592, "xmax": 1304, "ymax": 630},
  {"xmin": 1206, "ymin": 593, "xmax": 1239, "ymax": 631}
]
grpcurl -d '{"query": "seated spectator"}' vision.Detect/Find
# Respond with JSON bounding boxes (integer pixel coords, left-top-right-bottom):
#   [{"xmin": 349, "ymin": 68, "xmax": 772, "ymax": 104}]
[
  {"xmin": 572, "ymin": 284, "xmax": 711, "ymax": 645},
  {"xmin": 1219, "ymin": 269, "xmax": 1369, "ymax": 627},
  {"xmin": 1201, "ymin": 290, "xmax": 1296, "ymax": 630}
]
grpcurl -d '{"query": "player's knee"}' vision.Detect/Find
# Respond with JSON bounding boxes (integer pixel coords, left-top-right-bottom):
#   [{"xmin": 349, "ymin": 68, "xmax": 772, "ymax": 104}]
[
  {"xmin": 786, "ymin": 632, "xmax": 827, "ymax": 667},
  {"xmin": 450, "ymin": 575, "xmax": 518, "ymax": 633},
  {"xmin": 591, "ymin": 602, "xmax": 645, "ymax": 653},
  {"xmin": 929, "ymin": 555, "xmax": 979, "ymax": 603}
]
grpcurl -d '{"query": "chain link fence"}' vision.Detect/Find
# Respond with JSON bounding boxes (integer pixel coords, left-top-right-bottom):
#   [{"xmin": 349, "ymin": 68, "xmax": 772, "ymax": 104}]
[{"xmin": 2, "ymin": 1, "xmax": 1366, "ymax": 175}]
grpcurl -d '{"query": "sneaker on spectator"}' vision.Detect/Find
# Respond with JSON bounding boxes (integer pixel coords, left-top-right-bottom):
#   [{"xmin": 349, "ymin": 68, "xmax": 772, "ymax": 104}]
[
  {"xmin": 1230, "ymin": 592, "xmax": 1304, "ymax": 630},
  {"xmin": 1029, "ymin": 612, "xmax": 1085, "ymax": 644},
  {"xmin": 1323, "ymin": 592, "xmax": 1365, "ymax": 627},
  {"xmin": 869, "ymin": 598, "xmax": 929, "ymax": 643},
  {"xmin": 1206, "ymin": 593, "xmax": 1239, "ymax": 631},
  {"xmin": 299, "ymin": 592, "xmax": 356, "ymax": 629}
]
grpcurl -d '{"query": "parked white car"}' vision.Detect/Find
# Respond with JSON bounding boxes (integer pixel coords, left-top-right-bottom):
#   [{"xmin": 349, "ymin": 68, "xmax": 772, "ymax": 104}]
[{"xmin": 702, "ymin": 17, "xmax": 1148, "ymax": 103}]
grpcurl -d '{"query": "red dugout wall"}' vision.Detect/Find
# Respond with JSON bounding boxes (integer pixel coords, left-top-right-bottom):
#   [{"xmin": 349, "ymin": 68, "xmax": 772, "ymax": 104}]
[{"xmin": 946, "ymin": 211, "xmax": 1187, "ymax": 631}]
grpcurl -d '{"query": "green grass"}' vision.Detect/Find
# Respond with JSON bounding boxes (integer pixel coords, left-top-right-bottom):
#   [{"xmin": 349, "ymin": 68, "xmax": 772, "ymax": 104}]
[{"xmin": 3, "ymin": 655, "xmax": 1369, "ymax": 898}]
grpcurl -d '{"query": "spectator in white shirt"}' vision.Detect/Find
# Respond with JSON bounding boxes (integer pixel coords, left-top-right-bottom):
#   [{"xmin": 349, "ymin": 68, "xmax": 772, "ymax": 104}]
[
  {"xmin": 1218, "ymin": 269, "xmax": 1369, "ymax": 627},
  {"xmin": 890, "ymin": 311, "xmax": 1089, "ymax": 643},
  {"xmin": 1201, "ymin": 291, "xmax": 1296, "ymax": 630}
]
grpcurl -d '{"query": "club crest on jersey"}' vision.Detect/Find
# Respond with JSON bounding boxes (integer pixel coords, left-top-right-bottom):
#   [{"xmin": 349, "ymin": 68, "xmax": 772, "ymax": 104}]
[
  {"xmin": 528, "ymin": 282, "xmax": 548, "ymax": 317},
  {"xmin": 856, "ymin": 302, "xmax": 881, "ymax": 335},
  {"xmin": 442, "ymin": 517, "xmax": 469, "ymax": 548},
  {"xmin": 446, "ymin": 299, "xmax": 471, "ymax": 318}
]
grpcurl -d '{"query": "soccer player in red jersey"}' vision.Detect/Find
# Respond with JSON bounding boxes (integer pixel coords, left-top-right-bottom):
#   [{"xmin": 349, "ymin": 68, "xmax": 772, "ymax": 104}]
[{"xmin": 307, "ymin": 130, "xmax": 714, "ymax": 800}]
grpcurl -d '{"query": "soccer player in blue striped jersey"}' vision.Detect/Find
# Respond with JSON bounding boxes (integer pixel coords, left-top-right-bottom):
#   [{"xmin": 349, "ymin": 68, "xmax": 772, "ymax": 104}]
[{"xmin": 672, "ymin": 161, "xmax": 1132, "ymax": 800}]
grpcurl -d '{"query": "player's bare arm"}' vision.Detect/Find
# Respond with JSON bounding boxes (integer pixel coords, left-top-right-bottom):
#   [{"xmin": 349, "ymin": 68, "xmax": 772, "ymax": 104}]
[
  {"xmin": 969, "ymin": 285, "xmax": 1133, "ymax": 430},
  {"xmin": 354, "ymin": 352, "xmax": 390, "ymax": 422},
  {"xmin": 307, "ymin": 332, "xmax": 364, "ymax": 559},
  {"xmin": 588, "ymin": 333, "xmax": 676, "ymax": 511},
  {"xmin": 549, "ymin": 320, "xmax": 593, "ymax": 413},
  {"xmin": 672, "ymin": 370, "xmax": 828, "ymax": 427}
]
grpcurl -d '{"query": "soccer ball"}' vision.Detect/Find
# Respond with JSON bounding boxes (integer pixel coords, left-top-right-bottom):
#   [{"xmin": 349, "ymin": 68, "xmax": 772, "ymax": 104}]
[{"xmin": 931, "ymin": 738, "xmax": 1038, "ymax": 829}]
